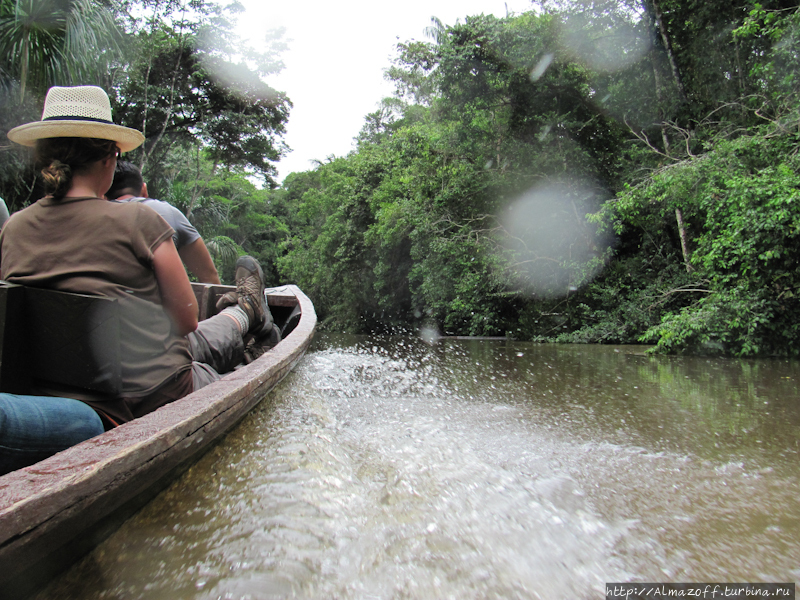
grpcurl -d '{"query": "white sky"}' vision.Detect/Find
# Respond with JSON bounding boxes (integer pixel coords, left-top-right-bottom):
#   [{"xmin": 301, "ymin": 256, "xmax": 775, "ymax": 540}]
[{"xmin": 235, "ymin": 0, "xmax": 535, "ymax": 183}]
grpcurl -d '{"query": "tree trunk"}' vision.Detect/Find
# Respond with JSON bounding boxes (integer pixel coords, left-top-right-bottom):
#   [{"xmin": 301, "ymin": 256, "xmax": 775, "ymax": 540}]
[
  {"xmin": 675, "ymin": 207, "xmax": 693, "ymax": 272},
  {"xmin": 186, "ymin": 145, "xmax": 210, "ymax": 219},
  {"xmin": 139, "ymin": 11, "xmax": 188, "ymax": 172},
  {"xmin": 650, "ymin": 50, "xmax": 672, "ymax": 156},
  {"xmin": 643, "ymin": 0, "xmax": 687, "ymax": 105},
  {"xmin": 20, "ymin": 28, "xmax": 29, "ymax": 101}
]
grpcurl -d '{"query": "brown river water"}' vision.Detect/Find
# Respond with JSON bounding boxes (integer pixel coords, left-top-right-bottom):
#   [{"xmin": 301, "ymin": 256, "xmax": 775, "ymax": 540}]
[{"xmin": 36, "ymin": 335, "xmax": 800, "ymax": 599}]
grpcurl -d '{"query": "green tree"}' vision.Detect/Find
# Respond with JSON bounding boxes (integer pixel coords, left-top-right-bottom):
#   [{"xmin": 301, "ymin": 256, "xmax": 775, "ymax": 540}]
[
  {"xmin": 0, "ymin": 0, "xmax": 121, "ymax": 100},
  {"xmin": 110, "ymin": 0, "xmax": 291, "ymax": 188},
  {"xmin": 624, "ymin": 133, "xmax": 800, "ymax": 356},
  {"xmin": 279, "ymin": 11, "xmax": 624, "ymax": 335}
]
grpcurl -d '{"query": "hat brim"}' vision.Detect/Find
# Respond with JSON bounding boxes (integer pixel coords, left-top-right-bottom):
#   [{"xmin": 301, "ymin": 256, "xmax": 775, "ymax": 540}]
[{"xmin": 7, "ymin": 120, "xmax": 145, "ymax": 153}]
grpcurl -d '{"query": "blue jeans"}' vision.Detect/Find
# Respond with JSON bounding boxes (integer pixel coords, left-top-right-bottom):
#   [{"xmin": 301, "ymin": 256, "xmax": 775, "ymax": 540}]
[{"xmin": 0, "ymin": 393, "xmax": 104, "ymax": 475}]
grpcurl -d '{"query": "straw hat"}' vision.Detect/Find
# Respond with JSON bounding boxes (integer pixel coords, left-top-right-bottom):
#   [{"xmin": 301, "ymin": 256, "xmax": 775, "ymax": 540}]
[{"xmin": 7, "ymin": 86, "xmax": 145, "ymax": 152}]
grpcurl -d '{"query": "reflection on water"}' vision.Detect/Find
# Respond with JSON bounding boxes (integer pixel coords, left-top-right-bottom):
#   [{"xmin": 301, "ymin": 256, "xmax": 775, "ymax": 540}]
[{"xmin": 38, "ymin": 336, "xmax": 800, "ymax": 599}]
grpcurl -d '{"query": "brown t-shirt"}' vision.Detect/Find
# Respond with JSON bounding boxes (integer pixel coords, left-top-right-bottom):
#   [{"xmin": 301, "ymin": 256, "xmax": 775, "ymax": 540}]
[{"xmin": 0, "ymin": 196, "xmax": 193, "ymax": 405}]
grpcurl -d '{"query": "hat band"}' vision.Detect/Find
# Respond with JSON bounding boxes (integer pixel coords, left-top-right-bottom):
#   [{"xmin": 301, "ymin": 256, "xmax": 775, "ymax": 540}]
[{"xmin": 43, "ymin": 115, "xmax": 116, "ymax": 125}]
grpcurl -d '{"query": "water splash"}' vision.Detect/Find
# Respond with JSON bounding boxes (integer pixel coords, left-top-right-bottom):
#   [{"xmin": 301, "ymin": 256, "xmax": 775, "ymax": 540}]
[{"xmin": 36, "ymin": 339, "xmax": 800, "ymax": 598}]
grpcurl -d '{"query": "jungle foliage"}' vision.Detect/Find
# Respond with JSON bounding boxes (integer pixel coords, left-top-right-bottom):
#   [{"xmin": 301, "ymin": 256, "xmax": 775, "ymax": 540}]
[
  {"xmin": 275, "ymin": 1, "xmax": 800, "ymax": 357},
  {"xmin": 2, "ymin": 1, "xmax": 800, "ymax": 356}
]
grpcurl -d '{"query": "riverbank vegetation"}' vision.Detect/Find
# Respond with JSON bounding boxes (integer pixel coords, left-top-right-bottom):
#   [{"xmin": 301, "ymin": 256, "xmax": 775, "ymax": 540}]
[{"xmin": 2, "ymin": 0, "xmax": 799, "ymax": 356}]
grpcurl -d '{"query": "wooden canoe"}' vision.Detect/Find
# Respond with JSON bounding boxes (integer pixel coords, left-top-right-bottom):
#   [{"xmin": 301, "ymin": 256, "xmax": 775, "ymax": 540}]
[{"xmin": 0, "ymin": 283, "xmax": 316, "ymax": 599}]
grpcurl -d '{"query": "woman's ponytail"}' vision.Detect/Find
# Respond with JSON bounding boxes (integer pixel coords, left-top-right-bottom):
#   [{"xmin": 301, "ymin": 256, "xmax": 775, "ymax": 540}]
[
  {"xmin": 40, "ymin": 160, "xmax": 73, "ymax": 200},
  {"xmin": 35, "ymin": 138, "xmax": 117, "ymax": 200}
]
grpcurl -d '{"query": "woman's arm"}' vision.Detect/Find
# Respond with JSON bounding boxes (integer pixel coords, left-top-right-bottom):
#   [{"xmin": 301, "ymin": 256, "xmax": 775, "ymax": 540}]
[{"xmin": 153, "ymin": 239, "xmax": 198, "ymax": 336}]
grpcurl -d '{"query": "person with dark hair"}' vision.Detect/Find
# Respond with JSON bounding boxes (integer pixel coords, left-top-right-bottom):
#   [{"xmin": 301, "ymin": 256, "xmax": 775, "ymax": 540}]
[
  {"xmin": 107, "ymin": 161, "xmax": 220, "ymax": 284},
  {"xmin": 0, "ymin": 86, "xmax": 272, "ymax": 461}
]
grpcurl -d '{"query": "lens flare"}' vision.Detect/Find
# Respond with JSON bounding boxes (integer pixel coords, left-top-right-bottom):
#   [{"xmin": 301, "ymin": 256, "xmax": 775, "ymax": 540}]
[
  {"xmin": 530, "ymin": 53, "xmax": 554, "ymax": 81},
  {"xmin": 497, "ymin": 178, "xmax": 613, "ymax": 298},
  {"xmin": 419, "ymin": 324, "xmax": 441, "ymax": 345},
  {"xmin": 559, "ymin": 12, "xmax": 649, "ymax": 74}
]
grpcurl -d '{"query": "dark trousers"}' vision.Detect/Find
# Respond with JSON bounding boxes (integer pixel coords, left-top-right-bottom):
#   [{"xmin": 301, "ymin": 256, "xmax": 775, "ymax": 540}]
[
  {"xmin": 188, "ymin": 312, "xmax": 245, "ymax": 390},
  {"xmin": 92, "ymin": 313, "xmax": 245, "ymax": 426}
]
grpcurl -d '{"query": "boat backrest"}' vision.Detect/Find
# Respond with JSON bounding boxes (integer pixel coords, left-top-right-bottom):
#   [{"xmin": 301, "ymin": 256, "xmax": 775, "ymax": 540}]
[
  {"xmin": 191, "ymin": 282, "xmax": 236, "ymax": 321},
  {"xmin": 0, "ymin": 282, "xmax": 121, "ymax": 395},
  {"xmin": 0, "ymin": 282, "xmax": 300, "ymax": 396}
]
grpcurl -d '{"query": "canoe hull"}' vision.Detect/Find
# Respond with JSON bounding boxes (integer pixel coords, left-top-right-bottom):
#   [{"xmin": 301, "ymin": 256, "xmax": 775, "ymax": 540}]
[{"xmin": 0, "ymin": 284, "xmax": 316, "ymax": 599}]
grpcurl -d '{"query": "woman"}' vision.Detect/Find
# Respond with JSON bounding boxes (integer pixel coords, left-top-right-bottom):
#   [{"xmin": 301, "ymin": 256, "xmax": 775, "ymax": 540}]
[{"xmin": 0, "ymin": 85, "xmax": 271, "ymax": 432}]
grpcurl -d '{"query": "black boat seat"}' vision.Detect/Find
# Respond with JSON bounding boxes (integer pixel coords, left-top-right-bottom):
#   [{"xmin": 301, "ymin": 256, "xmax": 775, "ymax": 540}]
[{"xmin": 0, "ymin": 282, "xmax": 121, "ymax": 395}]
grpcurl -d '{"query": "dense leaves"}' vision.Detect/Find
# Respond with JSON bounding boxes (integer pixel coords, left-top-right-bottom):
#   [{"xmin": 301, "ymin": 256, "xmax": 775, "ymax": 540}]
[
  {"xmin": 273, "ymin": 2, "xmax": 800, "ymax": 357},
  {"xmin": 107, "ymin": 1, "xmax": 290, "ymax": 189},
  {"xmin": 277, "ymin": 12, "xmax": 625, "ymax": 336}
]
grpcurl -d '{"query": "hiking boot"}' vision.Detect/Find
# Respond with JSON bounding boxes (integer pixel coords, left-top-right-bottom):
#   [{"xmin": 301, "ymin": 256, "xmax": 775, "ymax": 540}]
[{"xmin": 234, "ymin": 255, "xmax": 273, "ymax": 337}]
